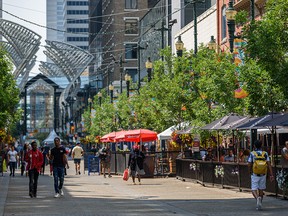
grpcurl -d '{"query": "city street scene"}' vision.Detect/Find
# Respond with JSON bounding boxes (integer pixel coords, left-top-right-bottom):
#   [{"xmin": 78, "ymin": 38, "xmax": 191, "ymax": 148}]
[{"xmin": 1, "ymin": 0, "xmax": 288, "ymax": 215}]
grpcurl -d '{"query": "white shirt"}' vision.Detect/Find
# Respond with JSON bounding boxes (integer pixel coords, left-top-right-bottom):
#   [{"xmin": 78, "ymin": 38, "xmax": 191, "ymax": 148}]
[
  {"xmin": 72, "ymin": 145, "xmax": 84, "ymax": 159},
  {"xmin": 8, "ymin": 150, "xmax": 18, "ymax": 162}
]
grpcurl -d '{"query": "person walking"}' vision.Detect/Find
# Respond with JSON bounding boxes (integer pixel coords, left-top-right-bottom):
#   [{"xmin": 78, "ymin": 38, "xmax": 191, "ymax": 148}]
[
  {"xmin": 7, "ymin": 145, "xmax": 18, "ymax": 177},
  {"xmin": 99, "ymin": 145, "xmax": 111, "ymax": 178},
  {"xmin": 71, "ymin": 142, "xmax": 84, "ymax": 175},
  {"xmin": 25, "ymin": 141, "xmax": 43, "ymax": 198},
  {"xmin": 50, "ymin": 137, "xmax": 69, "ymax": 198},
  {"xmin": 128, "ymin": 145, "xmax": 145, "ymax": 185},
  {"xmin": 248, "ymin": 140, "xmax": 274, "ymax": 210}
]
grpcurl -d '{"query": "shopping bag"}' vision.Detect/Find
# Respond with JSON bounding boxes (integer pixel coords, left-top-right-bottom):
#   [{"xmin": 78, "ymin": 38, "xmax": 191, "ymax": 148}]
[{"xmin": 123, "ymin": 168, "xmax": 129, "ymax": 181}]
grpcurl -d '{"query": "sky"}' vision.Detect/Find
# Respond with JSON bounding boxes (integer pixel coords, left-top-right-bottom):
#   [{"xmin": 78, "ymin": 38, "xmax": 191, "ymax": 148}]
[{"xmin": 3, "ymin": 0, "xmax": 46, "ymax": 75}]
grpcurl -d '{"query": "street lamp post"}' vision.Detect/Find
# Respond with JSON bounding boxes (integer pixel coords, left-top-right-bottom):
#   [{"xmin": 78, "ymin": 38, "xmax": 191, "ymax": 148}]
[
  {"xmin": 125, "ymin": 73, "xmax": 131, "ymax": 98},
  {"xmin": 88, "ymin": 97, "xmax": 92, "ymax": 113},
  {"xmin": 109, "ymin": 84, "xmax": 114, "ymax": 103},
  {"xmin": 250, "ymin": 0, "xmax": 255, "ymax": 21},
  {"xmin": 226, "ymin": 0, "xmax": 237, "ymax": 53},
  {"xmin": 145, "ymin": 57, "xmax": 153, "ymax": 82},
  {"xmin": 185, "ymin": 0, "xmax": 205, "ymax": 54},
  {"xmin": 175, "ymin": 36, "xmax": 184, "ymax": 57},
  {"xmin": 208, "ymin": 35, "xmax": 217, "ymax": 51},
  {"xmin": 97, "ymin": 92, "xmax": 102, "ymax": 106}
]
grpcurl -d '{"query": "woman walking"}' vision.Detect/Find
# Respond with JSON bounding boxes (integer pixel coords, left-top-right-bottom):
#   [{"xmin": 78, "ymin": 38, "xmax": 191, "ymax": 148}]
[
  {"xmin": 128, "ymin": 145, "xmax": 145, "ymax": 185},
  {"xmin": 8, "ymin": 145, "xmax": 18, "ymax": 177}
]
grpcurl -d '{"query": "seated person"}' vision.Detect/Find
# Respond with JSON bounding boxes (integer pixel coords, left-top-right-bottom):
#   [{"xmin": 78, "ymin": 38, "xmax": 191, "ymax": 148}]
[
  {"xmin": 224, "ymin": 149, "xmax": 235, "ymax": 162},
  {"xmin": 203, "ymin": 147, "xmax": 214, "ymax": 161}
]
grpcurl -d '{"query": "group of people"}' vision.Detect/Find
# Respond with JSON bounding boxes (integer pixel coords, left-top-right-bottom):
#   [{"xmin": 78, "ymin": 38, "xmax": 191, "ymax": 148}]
[{"xmin": 201, "ymin": 147, "xmax": 250, "ymax": 162}]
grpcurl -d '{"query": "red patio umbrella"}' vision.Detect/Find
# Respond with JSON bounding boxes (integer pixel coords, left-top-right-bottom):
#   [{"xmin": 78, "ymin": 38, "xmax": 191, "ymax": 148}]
[
  {"xmin": 101, "ymin": 131, "xmax": 128, "ymax": 142},
  {"xmin": 100, "ymin": 131, "xmax": 117, "ymax": 143},
  {"xmin": 124, "ymin": 129, "xmax": 158, "ymax": 143},
  {"xmin": 113, "ymin": 131, "xmax": 129, "ymax": 142}
]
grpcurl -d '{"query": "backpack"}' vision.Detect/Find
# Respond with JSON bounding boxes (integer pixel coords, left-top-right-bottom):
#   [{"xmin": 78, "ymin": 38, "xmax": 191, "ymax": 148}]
[{"xmin": 252, "ymin": 151, "xmax": 267, "ymax": 175}]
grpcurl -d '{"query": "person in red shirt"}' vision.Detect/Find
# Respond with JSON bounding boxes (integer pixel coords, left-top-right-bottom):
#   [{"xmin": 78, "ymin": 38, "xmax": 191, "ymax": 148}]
[{"xmin": 25, "ymin": 141, "xmax": 43, "ymax": 198}]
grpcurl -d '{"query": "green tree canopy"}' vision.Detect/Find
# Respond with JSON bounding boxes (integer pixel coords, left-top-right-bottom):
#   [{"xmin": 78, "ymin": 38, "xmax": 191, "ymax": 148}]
[{"xmin": 0, "ymin": 47, "xmax": 21, "ymax": 132}]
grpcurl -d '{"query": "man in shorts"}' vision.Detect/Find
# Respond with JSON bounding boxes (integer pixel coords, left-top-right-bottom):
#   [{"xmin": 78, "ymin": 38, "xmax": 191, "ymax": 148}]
[
  {"xmin": 72, "ymin": 142, "xmax": 84, "ymax": 175},
  {"xmin": 99, "ymin": 145, "xmax": 111, "ymax": 178},
  {"xmin": 248, "ymin": 140, "xmax": 274, "ymax": 210}
]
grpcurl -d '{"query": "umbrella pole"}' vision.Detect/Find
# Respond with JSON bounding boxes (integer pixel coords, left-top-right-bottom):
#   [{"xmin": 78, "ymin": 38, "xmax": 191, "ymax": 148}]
[
  {"xmin": 217, "ymin": 131, "xmax": 220, "ymax": 162},
  {"xmin": 271, "ymin": 126, "xmax": 276, "ymax": 167}
]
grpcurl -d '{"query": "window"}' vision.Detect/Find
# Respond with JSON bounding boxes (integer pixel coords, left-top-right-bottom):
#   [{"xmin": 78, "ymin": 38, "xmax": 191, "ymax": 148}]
[
  {"xmin": 125, "ymin": 19, "xmax": 138, "ymax": 35},
  {"xmin": 125, "ymin": 0, "xmax": 137, "ymax": 9},
  {"xmin": 67, "ymin": 19, "xmax": 88, "ymax": 24},
  {"xmin": 67, "ymin": 10, "xmax": 89, "ymax": 15},
  {"xmin": 67, "ymin": 1, "xmax": 88, "ymax": 6},
  {"xmin": 125, "ymin": 44, "xmax": 137, "ymax": 59},
  {"xmin": 221, "ymin": 6, "xmax": 227, "ymax": 40},
  {"xmin": 67, "ymin": 37, "xmax": 89, "ymax": 41},
  {"xmin": 67, "ymin": 28, "xmax": 88, "ymax": 33}
]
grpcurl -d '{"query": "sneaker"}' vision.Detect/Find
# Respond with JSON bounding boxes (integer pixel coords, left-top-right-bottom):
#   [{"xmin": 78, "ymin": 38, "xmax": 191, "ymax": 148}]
[
  {"xmin": 103, "ymin": 174, "xmax": 106, "ymax": 178},
  {"xmin": 256, "ymin": 197, "xmax": 262, "ymax": 210},
  {"xmin": 54, "ymin": 193, "xmax": 61, "ymax": 198},
  {"xmin": 108, "ymin": 175, "xmax": 112, "ymax": 178},
  {"xmin": 29, "ymin": 192, "xmax": 33, "ymax": 198},
  {"xmin": 79, "ymin": 171, "xmax": 81, "ymax": 175},
  {"xmin": 60, "ymin": 189, "xmax": 64, "ymax": 196},
  {"xmin": 133, "ymin": 182, "xmax": 136, "ymax": 185}
]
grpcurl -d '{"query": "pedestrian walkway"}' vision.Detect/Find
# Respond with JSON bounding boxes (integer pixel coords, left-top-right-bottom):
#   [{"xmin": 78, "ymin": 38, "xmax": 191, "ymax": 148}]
[{"xmin": 1, "ymin": 161, "xmax": 288, "ymax": 216}]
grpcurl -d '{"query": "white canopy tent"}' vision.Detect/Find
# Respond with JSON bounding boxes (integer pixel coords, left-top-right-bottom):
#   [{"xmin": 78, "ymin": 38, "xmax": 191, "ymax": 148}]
[
  {"xmin": 157, "ymin": 122, "xmax": 190, "ymax": 140},
  {"xmin": 42, "ymin": 129, "xmax": 60, "ymax": 145}
]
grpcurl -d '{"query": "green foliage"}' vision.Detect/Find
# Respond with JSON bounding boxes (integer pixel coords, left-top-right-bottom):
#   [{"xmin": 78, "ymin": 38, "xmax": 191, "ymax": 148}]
[
  {"xmin": 242, "ymin": 0, "xmax": 288, "ymax": 99},
  {"xmin": 0, "ymin": 47, "xmax": 21, "ymax": 131}
]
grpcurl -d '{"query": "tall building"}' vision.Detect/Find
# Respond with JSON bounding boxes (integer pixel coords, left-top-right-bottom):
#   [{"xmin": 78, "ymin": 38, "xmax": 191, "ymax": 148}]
[
  {"xmin": 88, "ymin": 0, "xmax": 158, "ymax": 94},
  {"xmin": 47, "ymin": 0, "xmax": 89, "ymax": 51}
]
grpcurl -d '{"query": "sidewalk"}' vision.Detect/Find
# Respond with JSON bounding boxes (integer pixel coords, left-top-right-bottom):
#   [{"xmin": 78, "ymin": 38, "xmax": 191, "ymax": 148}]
[{"xmin": 1, "ymin": 161, "xmax": 288, "ymax": 216}]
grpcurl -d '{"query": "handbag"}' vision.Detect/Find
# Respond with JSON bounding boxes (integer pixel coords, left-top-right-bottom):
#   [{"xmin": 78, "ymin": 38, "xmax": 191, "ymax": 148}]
[{"xmin": 123, "ymin": 168, "xmax": 129, "ymax": 181}]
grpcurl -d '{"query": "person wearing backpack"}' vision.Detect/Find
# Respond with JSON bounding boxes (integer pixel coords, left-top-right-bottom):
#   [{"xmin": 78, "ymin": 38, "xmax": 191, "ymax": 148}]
[{"xmin": 248, "ymin": 140, "xmax": 274, "ymax": 211}]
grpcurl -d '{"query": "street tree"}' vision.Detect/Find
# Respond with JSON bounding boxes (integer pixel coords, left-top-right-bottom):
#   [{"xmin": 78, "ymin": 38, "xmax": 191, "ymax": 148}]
[
  {"xmin": 242, "ymin": 0, "xmax": 288, "ymax": 106},
  {"xmin": 0, "ymin": 47, "xmax": 21, "ymax": 134}
]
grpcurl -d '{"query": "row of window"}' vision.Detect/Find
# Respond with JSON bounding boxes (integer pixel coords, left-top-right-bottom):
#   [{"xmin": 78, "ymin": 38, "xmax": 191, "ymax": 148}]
[
  {"xmin": 67, "ymin": 10, "xmax": 89, "ymax": 15},
  {"xmin": 67, "ymin": 1, "xmax": 89, "ymax": 6},
  {"xmin": 67, "ymin": 37, "xmax": 89, "ymax": 41},
  {"xmin": 67, "ymin": 19, "xmax": 89, "ymax": 24},
  {"xmin": 66, "ymin": 1, "xmax": 137, "ymax": 9},
  {"xmin": 67, "ymin": 28, "xmax": 89, "ymax": 33}
]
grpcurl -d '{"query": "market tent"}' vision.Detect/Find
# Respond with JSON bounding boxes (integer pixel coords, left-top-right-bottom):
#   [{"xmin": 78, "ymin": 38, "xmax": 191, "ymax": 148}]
[
  {"xmin": 157, "ymin": 122, "xmax": 190, "ymax": 140},
  {"xmin": 42, "ymin": 129, "xmax": 60, "ymax": 145},
  {"xmin": 124, "ymin": 129, "xmax": 158, "ymax": 143},
  {"xmin": 201, "ymin": 113, "xmax": 248, "ymax": 130},
  {"xmin": 243, "ymin": 113, "xmax": 288, "ymax": 128},
  {"xmin": 236, "ymin": 113, "xmax": 283, "ymax": 129}
]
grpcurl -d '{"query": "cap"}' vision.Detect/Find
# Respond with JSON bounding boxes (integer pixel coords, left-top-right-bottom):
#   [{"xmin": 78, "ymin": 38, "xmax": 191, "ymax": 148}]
[{"xmin": 76, "ymin": 142, "xmax": 80, "ymax": 145}]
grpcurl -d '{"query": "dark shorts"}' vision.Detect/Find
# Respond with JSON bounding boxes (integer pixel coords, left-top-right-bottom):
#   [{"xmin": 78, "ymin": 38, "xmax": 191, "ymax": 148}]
[
  {"xmin": 74, "ymin": 159, "xmax": 81, "ymax": 164},
  {"xmin": 101, "ymin": 161, "xmax": 111, "ymax": 169}
]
